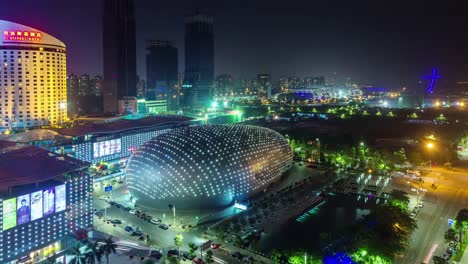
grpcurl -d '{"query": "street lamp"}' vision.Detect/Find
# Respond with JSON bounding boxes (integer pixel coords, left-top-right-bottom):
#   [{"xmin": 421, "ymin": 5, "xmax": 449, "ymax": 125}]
[{"xmin": 426, "ymin": 142, "xmax": 434, "ymax": 169}]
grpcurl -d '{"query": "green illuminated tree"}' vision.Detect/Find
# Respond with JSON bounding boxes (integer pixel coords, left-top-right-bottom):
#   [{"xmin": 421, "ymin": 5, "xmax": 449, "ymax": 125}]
[
  {"xmin": 204, "ymin": 250, "xmax": 214, "ymax": 264},
  {"xmin": 389, "ymin": 190, "xmax": 410, "ymax": 211},
  {"xmin": 174, "ymin": 234, "xmax": 183, "ymax": 259},
  {"xmin": 69, "ymin": 246, "xmax": 86, "ymax": 264},
  {"xmin": 188, "ymin": 242, "xmax": 199, "ymax": 258}
]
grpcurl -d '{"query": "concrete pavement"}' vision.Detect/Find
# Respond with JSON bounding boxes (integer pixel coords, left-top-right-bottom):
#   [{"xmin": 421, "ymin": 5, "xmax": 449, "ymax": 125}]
[{"xmin": 396, "ymin": 167, "xmax": 468, "ymax": 264}]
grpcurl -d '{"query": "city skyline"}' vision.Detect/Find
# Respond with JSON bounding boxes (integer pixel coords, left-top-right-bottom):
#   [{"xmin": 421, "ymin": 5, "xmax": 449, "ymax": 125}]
[{"xmin": 1, "ymin": 0, "xmax": 467, "ymax": 88}]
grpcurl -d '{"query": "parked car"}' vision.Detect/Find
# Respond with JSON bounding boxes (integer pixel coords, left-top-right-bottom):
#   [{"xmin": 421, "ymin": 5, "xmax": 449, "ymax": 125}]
[
  {"xmin": 167, "ymin": 249, "xmax": 179, "ymax": 257},
  {"xmin": 150, "ymin": 218, "xmax": 161, "ymax": 225},
  {"xmin": 159, "ymin": 224, "xmax": 169, "ymax": 230},
  {"xmin": 129, "ymin": 210, "xmax": 136, "ymax": 214},
  {"xmin": 182, "ymin": 251, "xmax": 194, "ymax": 260},
  {"xmin": 210, "ymin": 243, "xmax": 221, "ymax": 249},
  {"xmin": 244, "ymin": 256, "xmax": 255, "ymax": 263},
  {"xmin": 150, "ymin": 250, "xmax": 163, "ymax": 259},
  {"xmin": 111, "ymin": 219, "xmax": 122, "ymax": 224},
  {"xmin": 231, "ymin": 252, "xmax": 242, "ymax": 259},
  {"xmin": 124, "ymin": 226, "xmax": 134, "ymax": 233},
  {"xmin": 99, "ymin": 196, "xmax": 110, "ymax": 201},
  {"xmin": 132, "ymin": 230, "xmax": 143, "ymax": 237},
  {"xmin": 192, "ymin": 257, "xmax": 205, "ymax": 264},
  {"xmin": 94, "ymin": 211, "xmax": 103, "ymax": 217}
]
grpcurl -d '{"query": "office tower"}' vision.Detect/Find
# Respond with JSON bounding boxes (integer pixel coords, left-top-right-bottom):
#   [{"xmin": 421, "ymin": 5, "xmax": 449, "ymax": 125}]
[
  {"xmin": 303, "ymin": 76, "xmax": 326, "ymax": 88},
  {"xmin": 183, "ymin": 12, "xmax": 214, "ymax": 107},
  {"xmin": 257, "ymin": 73, "xmax": 272, "ymax": 99},
  {"xmin": 146, "ymin": 40, "xmax": 178, "ymax": 110},
  {"xmin": 78, "ymin": 74, "xmax": 90, "ymax": 96},
  {"xmin": 214, "ymin": 74, "xmax": 234, "ymax": 99},
  {"xmin": 0, "ymin": 20, "xmax": 67, "ymax": 132},
  {"xmin": 102, "ymin": 0, "xmax": 137, "ymax": 114}
]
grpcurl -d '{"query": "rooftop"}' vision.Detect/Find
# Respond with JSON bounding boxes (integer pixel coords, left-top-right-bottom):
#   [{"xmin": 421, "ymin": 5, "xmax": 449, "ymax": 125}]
[
  {"xmin": 56, "ymin": 115, "xmax": 193, "ymax": 137},
  {"xmin": 0, "ymin": 145, "xmax": 88, "ymax": 193},
  {"xmin": 0, "ymin": 129, "xmax": 70, "ymax": 143}
]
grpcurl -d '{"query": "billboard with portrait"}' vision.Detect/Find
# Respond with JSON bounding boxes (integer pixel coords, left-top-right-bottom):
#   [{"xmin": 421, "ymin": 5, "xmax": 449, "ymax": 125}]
[
  {"xmin": 31, "ymin": 190, "xmax": 43, "ymax": 221},
  {"xmin": 2, "ymin": 198, "xmax": 17, "ymax": 230},
  {"xmin": 43, "ymin": 188, "xmax": 55, "ymax": 216},
  {"xmin": 55, "ymin": 184, "xmax": 66, "ymax": 212},
  {"xmin": 17, "ymin": 194, "xmax": 31, "ymax": 225}
]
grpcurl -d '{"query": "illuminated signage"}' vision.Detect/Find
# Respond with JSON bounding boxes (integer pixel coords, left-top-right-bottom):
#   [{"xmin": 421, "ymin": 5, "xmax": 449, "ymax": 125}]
[
  {"xmin": 3, "ymin": 30, "xmax": 42, "ymax": 42},
  {"xmin": 17, "ymin": 194, "xmax": 31, "ymax": 225},
  {"xmin": 55, "ymin": 184, "xmax": 66, "ymax": 212},
  {"xmin": 43, "ymin": 188, "xmax": 56, "ymax": 216},
  {"xmin": 31, "ymin": 190, "xmax": 43, "ymax": 221},
  {"xmin": 93, "ymin": 138, "xmax": 122, "ymax": 158},
  {"xmin": 2, "ymin": 198, "xmax": 17, "ymax": 230},
  {"xmin": 234, "ymin": 202, "xmax": 247, "ymax": 210}
]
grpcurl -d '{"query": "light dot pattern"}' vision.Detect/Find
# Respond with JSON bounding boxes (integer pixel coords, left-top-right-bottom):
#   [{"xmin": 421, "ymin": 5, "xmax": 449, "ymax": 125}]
[{"xmin": 126, "ymin": 124, "xmax": 292, "ymax": 210}]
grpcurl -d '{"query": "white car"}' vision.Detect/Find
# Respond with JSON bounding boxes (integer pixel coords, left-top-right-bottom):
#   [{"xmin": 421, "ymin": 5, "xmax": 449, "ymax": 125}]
[
  {"xmin": 150, "ymin": 218, "xmax": 161, "ymax": 225},
  {"xmin": 99, "ymin": 196, "xmax": 110, "ymax": 201},
  {"xmin": 129, "ymin": 210, "xmax": 136, "ymax": 215}
]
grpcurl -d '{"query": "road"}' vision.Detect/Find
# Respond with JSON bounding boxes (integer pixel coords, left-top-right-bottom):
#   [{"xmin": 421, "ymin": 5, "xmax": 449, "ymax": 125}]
[
  {"xmin": 396, "ymin": 167, "xmax": 468, "ymax": 264},
  {"xmin": 92, "ymin": 163, "xmax": 327, "ymax": 263}
]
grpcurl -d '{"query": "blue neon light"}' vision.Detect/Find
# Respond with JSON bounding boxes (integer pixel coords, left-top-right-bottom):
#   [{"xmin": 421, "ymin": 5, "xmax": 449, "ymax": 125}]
[{"xmin": 424, "ymin": 67, "xmax": 440, "ymax": 94}]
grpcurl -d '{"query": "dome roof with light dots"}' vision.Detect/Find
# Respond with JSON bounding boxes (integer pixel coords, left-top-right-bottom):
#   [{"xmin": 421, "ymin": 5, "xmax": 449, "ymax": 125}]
[{"xmin": 126, "ymin": 124, "xmax": 292, "ymax": 210}]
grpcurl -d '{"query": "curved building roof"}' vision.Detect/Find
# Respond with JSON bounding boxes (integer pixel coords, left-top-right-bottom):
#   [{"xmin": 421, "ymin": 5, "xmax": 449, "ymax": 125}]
[
  {"xmin": 126, "ymin": 124, "xmax": 292, "ymax": 210},
  {"xmin": 0, "ymin": 20, "xmax": 65, "ymax": 48}
]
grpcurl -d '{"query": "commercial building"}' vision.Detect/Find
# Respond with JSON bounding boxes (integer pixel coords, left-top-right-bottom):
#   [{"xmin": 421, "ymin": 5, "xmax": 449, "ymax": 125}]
[
  {"xmin": 183, "ymin": 12, "xmax": 214, "ymax": 108},
  {"xmin": 146, "ymin": 40, "xmax": 178, "ymax": 110},
  {"xmin": 0, "ymin": 142, "xmax": 92, "ymax": 264},
  {"xmin": 102, "ymin": 0, "xmax": 137, "ymax": 114},
  {"xmin": 0, "ymin": 20, "xmax": 67, "ymax": 132},
  {"xmin": 126, "ymin": 125, "xmax": 292, "ymax": 210},
  {"xmin": 257, "ymin": 73, "xmax": 272, "ymax": 99}
]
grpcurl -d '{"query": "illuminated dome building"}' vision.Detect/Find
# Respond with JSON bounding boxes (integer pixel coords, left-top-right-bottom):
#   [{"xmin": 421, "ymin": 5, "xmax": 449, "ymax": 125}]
[
  {"xmin": 126, "ymin": 125, "xmax": 292, "ymax": 210},
  {"xmin": 0, "ymin": 20, "xmax": 67, "ymax": 132}
]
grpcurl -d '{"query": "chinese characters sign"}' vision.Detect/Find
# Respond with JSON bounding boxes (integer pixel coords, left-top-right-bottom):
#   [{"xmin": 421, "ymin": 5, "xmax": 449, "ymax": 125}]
[{"xmin": 3, "ymin": 30, "xmax": 42, "ymax": 42}]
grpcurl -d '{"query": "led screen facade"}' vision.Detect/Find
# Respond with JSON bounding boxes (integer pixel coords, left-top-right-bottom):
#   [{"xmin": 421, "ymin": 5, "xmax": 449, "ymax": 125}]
[
  {"xmin": 16, "ymin": 194, "xmax": 31, "ymax": 225},
  {"xmin": 55, "ymin": 184, "xmax": 66, "ymax": 212},
  {"xmin": 2, "ymin": 198, "xmax": 17, "ymax": 230},
  {"xmin": 43, "ymin": 188, "xmax": 55, "ymax": 216},
  {"xmin": 30, "ymin": 190, "xmax": 43, "ymax": 221},
  {"xmin": 93, "ymin": 138, "xmax": 122, "ymax": 158}
]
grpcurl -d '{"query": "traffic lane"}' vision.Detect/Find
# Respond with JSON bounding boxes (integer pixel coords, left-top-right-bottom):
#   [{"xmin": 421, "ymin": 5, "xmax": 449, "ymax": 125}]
[
  {"xmin": 408, "ymin": 187, "xmax": 463, "ymax": 263},
  {"xmin": 94, "ymin": 204, "xmax": 180, "ymax": 248},
  {"xmin": 94, "ymin": 204, "xmax": 217, "ymax": 254},
  {"xmin": 397, "ymin": 197, "xmax": 438, "ymax": 264}
]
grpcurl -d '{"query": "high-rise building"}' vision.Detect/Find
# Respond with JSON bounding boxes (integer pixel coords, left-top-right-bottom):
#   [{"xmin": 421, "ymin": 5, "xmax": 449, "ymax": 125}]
[
  {"xmin": 257, "ymin": 73, "xmax": 272, "ymax": 99},
  {"xmin": 183, "ymin": 12, "xmax": 214, "ymax": 107},
  {"xmin": 214, "ymin": 74, "xmax": 234, "ymax": 99},
  {"xmin": 303, "ymin": 76, "xmax": 325, "ymax": 88},
  {"xmin": 67, "ymin": 73, "xmax": 79, "ymax": 99},
  {"xmin": 146, "ymin": 40, "xmax": 178, "ymax": 110},
  {"xmin": 78, "ymin": 74, "xmax": 90, "ymax": 96},
  {"xmin": 279, "ymin": 76, "xmax": 301, "ymax": 91},
  {"xmin": 102, "ymin": 0, "xmax": 137, "ymax": 114},
  {"xmin": 0, "ymin": 20, "xmax": 67, "ymax": 132}
]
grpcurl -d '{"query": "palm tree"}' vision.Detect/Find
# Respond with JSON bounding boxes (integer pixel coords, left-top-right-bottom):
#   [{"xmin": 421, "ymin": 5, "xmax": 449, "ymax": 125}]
[
  {"xmin": 187, "ymin": 242, "xmax": 198, "ymax": 258},
  {"xmin": 99, "ymin": 236, "xmax": 117, "ymax": 264},
  {"xmin": 85, "ymin": 240, "xmax": 102, "ymax": 264},
  {"xmin": 69, "ymin": 246, "xmax": 86, "ymax": 264},
  {"xmin": 174, "ymin": 234, "xmax": 183, "ymax": 260}
]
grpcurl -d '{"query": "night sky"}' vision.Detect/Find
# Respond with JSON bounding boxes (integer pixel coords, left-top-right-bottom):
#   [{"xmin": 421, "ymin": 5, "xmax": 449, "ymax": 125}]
[{"xmin": 1, "ymin": 0, "xmax": 467, "ymax": 88}]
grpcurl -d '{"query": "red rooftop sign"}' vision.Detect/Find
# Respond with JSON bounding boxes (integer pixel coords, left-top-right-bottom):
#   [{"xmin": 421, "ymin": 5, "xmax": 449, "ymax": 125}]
[{"xmin": 3, "ymin": 31, "xmax": 42, "ymax": 42}]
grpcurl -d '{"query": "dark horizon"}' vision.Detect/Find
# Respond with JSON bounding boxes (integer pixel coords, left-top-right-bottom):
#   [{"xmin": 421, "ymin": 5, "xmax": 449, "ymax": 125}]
[{"xmin": 1, "ymin": 0, "xmax": 467, "ymax": 88}]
